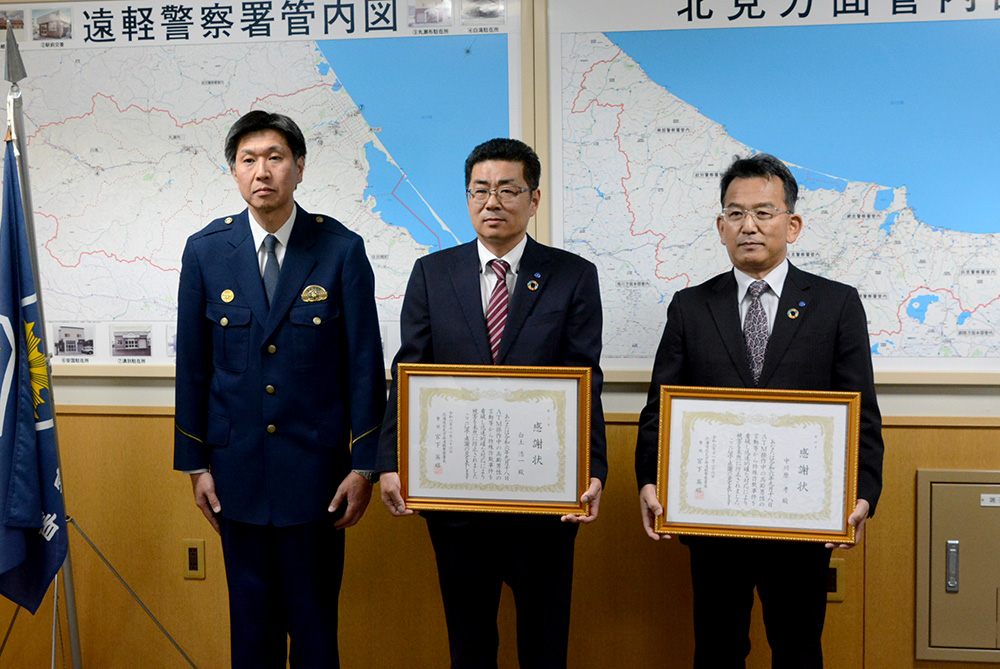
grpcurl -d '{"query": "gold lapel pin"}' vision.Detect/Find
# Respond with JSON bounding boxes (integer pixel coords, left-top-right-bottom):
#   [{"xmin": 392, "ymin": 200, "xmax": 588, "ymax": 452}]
[{"xmin": 301, "ymin": 285, "xmax": 329, "ymax": 302}]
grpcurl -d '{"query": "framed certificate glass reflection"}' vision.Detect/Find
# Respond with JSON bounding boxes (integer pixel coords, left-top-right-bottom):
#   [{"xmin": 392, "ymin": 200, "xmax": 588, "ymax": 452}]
[
  {"xmin": 654, "ymin": 386, "xmax": 861, "ymax": 544},
  {"xmin": 397, "ymin": 363, "xmax": 592, "ymax": 515}
]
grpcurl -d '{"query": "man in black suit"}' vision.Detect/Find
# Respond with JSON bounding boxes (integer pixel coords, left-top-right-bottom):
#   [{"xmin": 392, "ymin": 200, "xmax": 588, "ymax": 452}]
[
  {"xmin": 174, "ymin": 111, "xmax": 386, "ymax": 667},
  {"xmin": 635, "ymin": 153, "xmax": 884, "ymax": 668},
  {"xmin": 376, "ymin": 138, "xmax": 607, "ymax": 668}
]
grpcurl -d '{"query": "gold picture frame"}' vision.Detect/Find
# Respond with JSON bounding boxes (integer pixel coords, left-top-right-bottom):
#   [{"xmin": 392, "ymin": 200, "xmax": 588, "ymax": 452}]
[
  {"xmin": 655, "ymin": 385, "xmax": 861, "ymax": 544},
  {"xmin": 397, "ymin": 363, "xmax": 592, "ymax": 515}
]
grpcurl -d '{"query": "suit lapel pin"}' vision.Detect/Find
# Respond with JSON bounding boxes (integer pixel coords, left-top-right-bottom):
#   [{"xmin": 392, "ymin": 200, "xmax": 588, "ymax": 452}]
[
  {"xmin": 527, "ymin": 280, "xmax": 539, "ymax": 291},
  {"xmin": 787, "ymin": 308, "xmax": 800, "ymax": 319}
]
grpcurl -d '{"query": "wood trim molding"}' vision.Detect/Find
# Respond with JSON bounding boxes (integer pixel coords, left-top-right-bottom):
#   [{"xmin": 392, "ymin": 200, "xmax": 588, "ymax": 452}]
[
  {"xmin": 54, "ymin": 408, "xmax": 1000, "ymax": 426},
  {"xmin": 607, "ymin": 412, "xmax": 1000, "ymax": 428},
  {"xmin": 56, "ymin": 405, "xmax": 174, "ymax": 417}
]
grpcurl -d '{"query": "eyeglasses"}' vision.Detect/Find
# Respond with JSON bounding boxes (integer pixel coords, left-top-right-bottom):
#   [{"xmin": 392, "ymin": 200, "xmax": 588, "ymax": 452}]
[
  {"xmin": 466, "ymin": 186, "xmax": 532, "ymax": 204},
  {"xmin": 720, "ymin": 206, "xmax": 792, "ymax": 224}
]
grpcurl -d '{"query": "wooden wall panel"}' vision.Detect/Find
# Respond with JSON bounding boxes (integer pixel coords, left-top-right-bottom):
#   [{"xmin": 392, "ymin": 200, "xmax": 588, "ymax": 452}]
[
  {"xmin": 3, "ymin": 413, "xmax": 1000, "ymax": 668},
  {"xmin": 867, "ymin": 425, "xmax": 1000, "ymax": 669},
  {"xmin": 0, "ymin": 590, "xmax": 71, "ymax": 667},
  {"xmin": 58, "ymin": 411, "xmax": 229, "ymax": 668}
]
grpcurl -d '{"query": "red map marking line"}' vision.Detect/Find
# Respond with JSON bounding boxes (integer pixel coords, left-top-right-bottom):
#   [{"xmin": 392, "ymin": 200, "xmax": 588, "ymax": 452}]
[
  {"xmin": 28, "ymin": 86, "xmax": 340, "ymax": 139},
  {"xmin": 367, "ymin": 175, "xmax": 441, "ymax": 250},
  {"xmin": 871, "ymin": 286, "xmax": 1000, "ymax": 338},
  {"xmin": 569, "ymin": 49, "xmax": 698, "ymax": 285}
]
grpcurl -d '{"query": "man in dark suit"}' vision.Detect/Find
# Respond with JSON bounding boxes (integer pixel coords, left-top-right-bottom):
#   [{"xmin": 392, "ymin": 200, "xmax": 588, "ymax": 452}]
[
  {"xmin": 376, "ymin": 138, "xmax": 607, "ymax": 668},
  {"xmin": 635, "ymin": 153, "xmax": 884, "ymax": 668},
  {"xmin": 174, "ymin": 111, "xmax": 385, "ymax": 667}
]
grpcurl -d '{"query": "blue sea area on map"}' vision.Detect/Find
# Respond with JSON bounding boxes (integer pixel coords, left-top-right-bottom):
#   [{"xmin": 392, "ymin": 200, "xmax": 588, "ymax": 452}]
[
  {"xmin": 362, "ymin": 142, "xmax": 448, "ymax": 247},
  {"xmin": 907, "ymin": 295, "xmax": 940, "ymax": 323},
  {"xmin": 605, "ymin": 22, "xmax": 1000, "ymax": 234},
  {"xmin": 789, "ymin": 167, "xmax": 846, "ymax": 193},
  {"xmin": 317, "ymin": 35, "xmax": 509, "ymax": 250}
]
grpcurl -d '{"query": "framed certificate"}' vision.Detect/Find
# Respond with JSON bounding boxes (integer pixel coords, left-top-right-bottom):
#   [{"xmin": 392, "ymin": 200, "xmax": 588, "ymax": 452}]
[
  {"xmin": 654, "ymin": 386, "xmax": 861, "ymax": 543},
  {"xmin": 396, "ymin": 363, "xmax": 592, "ymax": 515}
]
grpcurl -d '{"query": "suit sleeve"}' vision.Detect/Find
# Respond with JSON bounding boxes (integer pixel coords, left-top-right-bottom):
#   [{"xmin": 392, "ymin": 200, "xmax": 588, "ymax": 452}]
[
  {"xmin": 564, "ymin": 262, "xmax": 608, "ymax": 486},
  {"xmin": 635, "ymin": 294, "xmax": 687, "ymax": 490},
  {"xmin": 340, "ymin": 235, "xmax": 388, "ymax": 470},
  {"xmin": 375, "ymin": 258, "xmax": 433, "ymax": 473},
  {"xmin": 833, "ymin": 288, "xmax": 884, "ymax": 515},
  {"xmin": 174, "ymin": 239, "xmax": 213, "ymax": 471}
]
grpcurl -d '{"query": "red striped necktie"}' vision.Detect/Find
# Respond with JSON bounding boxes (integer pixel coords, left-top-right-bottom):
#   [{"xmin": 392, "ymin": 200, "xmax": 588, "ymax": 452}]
[{"xmin": 486, "ymin": 259, "xmax": 510, "ymax": 363}]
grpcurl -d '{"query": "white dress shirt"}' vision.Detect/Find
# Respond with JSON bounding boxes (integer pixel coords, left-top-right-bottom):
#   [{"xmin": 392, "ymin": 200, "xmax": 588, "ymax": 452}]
[
  {"xmin": 733, "ymin": 259, "xmax": 789, "ymax": 335},
  {"xmin": 476, "ymin": 235, "xmax": 527, "ymax": 316},
  {"xmin": 248, "ymin": 206, "xmax": 296, "ymax": 276}
]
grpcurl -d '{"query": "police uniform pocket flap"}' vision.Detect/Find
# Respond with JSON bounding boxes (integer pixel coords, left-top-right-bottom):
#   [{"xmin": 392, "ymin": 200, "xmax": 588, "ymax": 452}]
[
  {"xmin": 205, "ymin": 303, "xmax": 251, "ymax": 327},
  {"xmin": 289, "ymin": 302, "xmax": 339, "ymax": 326}
]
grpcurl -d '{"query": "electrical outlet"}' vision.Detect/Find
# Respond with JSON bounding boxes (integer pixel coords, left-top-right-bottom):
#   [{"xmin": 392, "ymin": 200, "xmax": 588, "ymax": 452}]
[
  {"xmin": 183, "ymin": 539, "xmax": 206, "ymax": 580},
  {"xmin": 827, "ymin": 557, "xmax": 845, "ymax": 602}
]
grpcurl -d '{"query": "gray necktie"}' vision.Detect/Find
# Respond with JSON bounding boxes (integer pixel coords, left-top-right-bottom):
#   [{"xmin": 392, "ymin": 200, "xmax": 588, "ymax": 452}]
[
  {"xmin": 263, "ymin": 234, "xmax": 279, "ymax": 306},
  {"xmin": 743, "ymin": 280, "xmax": 769, "ymax": 385}
]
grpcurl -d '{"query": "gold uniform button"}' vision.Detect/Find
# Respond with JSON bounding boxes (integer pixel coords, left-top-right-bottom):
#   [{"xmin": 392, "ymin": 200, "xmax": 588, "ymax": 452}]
[
  {"xmin": 265, "ymin": 385, "xmax": 275, "ymax": 394},
  {"xmin": 224, "ymin": 217, "xmax": 233, "ymax": 224},
  {"xmin": 220, "ymin": 317, "xmax": 229, "ymax": 326},
  {"xmin": 312, "ymin": 316, "xmax": 322, "ymax": 325},
  {"xmin": 267, "ymin": 424, "xmax": 276, "ymax": 434},
  {"xmin": 267, "ymin": 344, "xmax": 277, "ymax": 354},
  {"xmin": 316, "ymin": 216, "xmax": 324, "ymax": 223}
]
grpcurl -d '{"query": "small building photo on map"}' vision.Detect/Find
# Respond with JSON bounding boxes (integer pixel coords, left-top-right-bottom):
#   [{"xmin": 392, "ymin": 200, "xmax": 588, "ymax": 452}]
[
  {"xmin": 410, "ymin": 0, "xmax": 453, "ymax": 26},
  {"xmin": 166, "ymin": 324, "xmax": 177, "ymax": 358},
  {"xmin": 110, "ymin": 326, "xmax": 152, "ymax": 357},
  {"xmin": 0, "ymin": 10, "xmax": 26, "ymax": 38},
  {"xmin": 53, "ymin": 324, "xmax": 95, "ymax": 356},
  {"xmin": 32, "ymin": 8, "xmax": 71, "ymax": 40},
  {"xmin": 462, "ymin": 0, "xmax": 504, "ymax": 22}
]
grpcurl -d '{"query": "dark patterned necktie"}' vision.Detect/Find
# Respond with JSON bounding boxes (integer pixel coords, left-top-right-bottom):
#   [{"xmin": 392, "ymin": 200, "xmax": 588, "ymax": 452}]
[
  {"xmin": 263, "ymin": 234, "xmax": 279, "ymax": 306},
  {"xmin": 486, "ymin": 259, "xmax": 510, "ymax": 363},
  {"xmin": 743, "ymin": 279, "xmax": 769, "ymax": 385}
]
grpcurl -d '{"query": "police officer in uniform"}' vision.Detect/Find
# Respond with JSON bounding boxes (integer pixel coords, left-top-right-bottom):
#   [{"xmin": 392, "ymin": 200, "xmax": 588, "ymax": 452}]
[{"xmin": 174, "ymin": 110, "xmax": 386, "ymax": 668}]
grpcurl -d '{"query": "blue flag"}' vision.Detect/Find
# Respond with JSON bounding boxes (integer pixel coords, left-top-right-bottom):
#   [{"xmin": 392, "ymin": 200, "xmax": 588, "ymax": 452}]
[{"xmin": 0, "ymin": 139, "xmax": 67, "ymax": 614}]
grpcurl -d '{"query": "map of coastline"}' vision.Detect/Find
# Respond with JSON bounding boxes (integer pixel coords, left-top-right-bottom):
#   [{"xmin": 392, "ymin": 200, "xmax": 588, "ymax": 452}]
[
  {"xmin": 6, "ymin": 35, "xmax": 506, "ymax": 364},
  {"xmin": 25, "ymin": 40, "xmax": 424, "ymax": 329},
  {"xmin": 560, "ymin": 30, "xmax": 1000, "ymax": 366}
]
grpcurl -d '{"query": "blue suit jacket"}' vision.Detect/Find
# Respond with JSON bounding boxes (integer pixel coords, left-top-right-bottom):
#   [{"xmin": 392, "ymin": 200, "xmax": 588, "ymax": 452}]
[
  {"xmin": 635, "ymin": 263, "xmax": 884, "ymax": 512},
  {"xmin": 376, "ymin": 236, "xmax": 608, "ymax": 485},
  {"xmin": 174, "ymin": 206, "xmax": 386, "ymax": 526}
]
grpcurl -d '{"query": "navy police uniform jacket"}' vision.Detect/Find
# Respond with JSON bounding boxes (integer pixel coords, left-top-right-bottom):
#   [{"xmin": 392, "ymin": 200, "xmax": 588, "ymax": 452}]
[{"xmin": 174, "ymin": 206, "xmax": 386, "ymax": 527}]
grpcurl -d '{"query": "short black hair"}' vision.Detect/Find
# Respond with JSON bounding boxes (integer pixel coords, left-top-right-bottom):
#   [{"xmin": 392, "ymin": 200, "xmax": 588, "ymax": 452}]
[
  {"xmin": 464, "ymin": 138, "xmax": 541, "ymax": 191},
  {"xmin": 719, "ymin": 153, "xmax": 798, "ymax": 212},
  {"xmin": 224, "ymin": 111, "xmax": 307, "ymax": 169}
]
